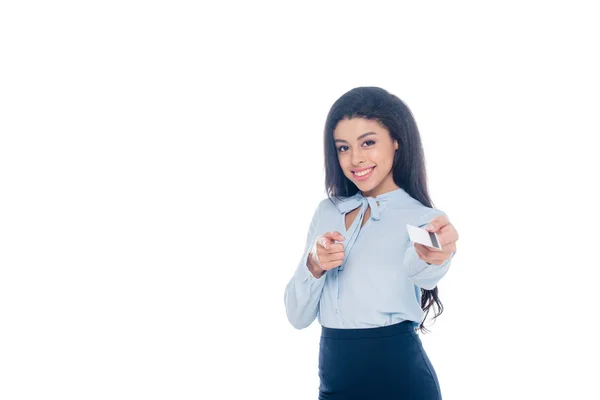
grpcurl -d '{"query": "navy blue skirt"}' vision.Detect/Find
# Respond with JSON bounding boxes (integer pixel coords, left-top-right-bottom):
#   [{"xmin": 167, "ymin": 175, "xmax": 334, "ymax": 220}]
[{"xmin": 318, "ymin": 321, "xmax": 442, "ymax": 399}]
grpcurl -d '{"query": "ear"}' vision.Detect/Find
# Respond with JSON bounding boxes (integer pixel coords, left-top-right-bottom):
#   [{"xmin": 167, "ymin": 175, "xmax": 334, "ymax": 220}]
[{"xmin": 394, "ymin": 140, "xmax": 399, "ymax": 151}]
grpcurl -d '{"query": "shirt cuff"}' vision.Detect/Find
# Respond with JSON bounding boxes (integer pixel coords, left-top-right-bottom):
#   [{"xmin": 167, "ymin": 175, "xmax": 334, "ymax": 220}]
[
  {"xmin": 295, "ymin": 254, "xmax": 326, "ymax": 283},
  {"xmin": 406, "ymin": 246, "xmax": 455, "ymax": 277}
]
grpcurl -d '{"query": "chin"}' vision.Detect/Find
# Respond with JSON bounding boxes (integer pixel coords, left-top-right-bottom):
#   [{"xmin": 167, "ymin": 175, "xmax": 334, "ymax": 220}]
[
  {"xmin": 346, "ymin": 171, "xmax": 382, "ymax": 193},
  {"xmin": 355, "ymin": 180, "xmax": 380, "ymax": 193}
]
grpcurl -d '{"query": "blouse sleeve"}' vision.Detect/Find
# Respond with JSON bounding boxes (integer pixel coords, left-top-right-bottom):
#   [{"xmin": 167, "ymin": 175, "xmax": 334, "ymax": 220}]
[
  {"xmin": 403, "ymin": 209, "xmax": 456, "ymax": 290},
  {"xmin": 284, "ymin": 201, "xmax": 328, "ymax": 329}
]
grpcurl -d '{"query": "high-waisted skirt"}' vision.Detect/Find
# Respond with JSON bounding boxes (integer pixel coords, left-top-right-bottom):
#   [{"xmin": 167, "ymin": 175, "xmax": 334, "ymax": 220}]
[{"xmin": 318, "ymin": 321, "xmax": 442, "ymax": 399}]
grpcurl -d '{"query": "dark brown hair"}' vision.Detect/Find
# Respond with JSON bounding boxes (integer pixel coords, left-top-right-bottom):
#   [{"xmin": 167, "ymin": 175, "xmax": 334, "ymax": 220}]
[{"xmin": 323, "ymin": 86, "xmax": 443, "ymax": 333}]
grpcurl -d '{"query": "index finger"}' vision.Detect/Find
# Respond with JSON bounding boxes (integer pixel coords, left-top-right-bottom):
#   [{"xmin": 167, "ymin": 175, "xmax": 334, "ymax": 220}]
[{"xmin": 324, "ymin": 231, "xmax": 345, "ymax": 241}]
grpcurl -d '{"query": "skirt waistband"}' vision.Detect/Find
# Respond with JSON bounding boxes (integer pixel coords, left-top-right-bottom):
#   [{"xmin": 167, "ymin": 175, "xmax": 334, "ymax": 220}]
[{"xmin": 320, "ymin": 320, "xmax": 418, "ymax": 339}]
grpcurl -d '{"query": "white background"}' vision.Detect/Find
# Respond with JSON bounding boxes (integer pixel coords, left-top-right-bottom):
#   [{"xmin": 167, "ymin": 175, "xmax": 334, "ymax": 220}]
[{"xmin": 1, "ymin": 1, "xmax": 599, "ymax": 399}]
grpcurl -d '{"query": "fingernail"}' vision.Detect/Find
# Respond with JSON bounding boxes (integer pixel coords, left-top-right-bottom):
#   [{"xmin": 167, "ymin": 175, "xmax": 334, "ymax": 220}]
[{"xmin": 426, "ymin": 224, "xmax": 434, "ymax": 231}]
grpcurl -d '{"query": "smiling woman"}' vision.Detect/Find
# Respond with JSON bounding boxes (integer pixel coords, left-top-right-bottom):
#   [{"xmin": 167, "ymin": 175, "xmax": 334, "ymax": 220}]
[
  {"xmin": 284, "ymin": 86, "xmax": 459, "ymax": 399},
  {"xmin": 333, "ymin": 118, "xmax": 399, "ymax": 195}
]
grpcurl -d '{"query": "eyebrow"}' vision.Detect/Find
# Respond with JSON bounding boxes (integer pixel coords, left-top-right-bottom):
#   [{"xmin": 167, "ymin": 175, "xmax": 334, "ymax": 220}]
[{"xmin": 334, "ymin": 131, "xmax": 377, "ymax": 144}]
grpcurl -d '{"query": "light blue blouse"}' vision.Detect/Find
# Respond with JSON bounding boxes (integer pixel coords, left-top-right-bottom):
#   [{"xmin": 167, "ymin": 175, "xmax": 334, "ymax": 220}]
[{"xmin": 284, "ymin": 187, "xmax": 455, "ymax": 330}]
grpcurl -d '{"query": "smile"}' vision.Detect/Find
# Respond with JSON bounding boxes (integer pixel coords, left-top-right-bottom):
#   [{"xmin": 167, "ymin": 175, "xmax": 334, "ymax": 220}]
[{"xmin": 352, "ymin": 167, "xmax": 375, "ymax": 180}]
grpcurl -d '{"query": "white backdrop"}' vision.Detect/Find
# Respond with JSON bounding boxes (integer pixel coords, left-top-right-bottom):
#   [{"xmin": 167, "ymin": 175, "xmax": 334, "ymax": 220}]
[{"xmin": 1, "ymin": 1, "xmax": 599, "ymax": 399}]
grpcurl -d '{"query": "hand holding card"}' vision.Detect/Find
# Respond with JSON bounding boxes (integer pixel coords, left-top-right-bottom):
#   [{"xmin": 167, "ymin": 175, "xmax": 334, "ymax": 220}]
[{"xmin": 406, "ymin": 224, "xmax": 443, "ymax": 250}]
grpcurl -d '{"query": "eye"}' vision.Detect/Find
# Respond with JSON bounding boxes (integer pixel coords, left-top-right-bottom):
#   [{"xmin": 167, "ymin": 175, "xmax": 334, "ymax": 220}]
[
  {"xmin": 337, "ymin": 145, "xmax": 349, "ymax": 152},
  {"xmin": 363, "ymin": 140, "xmax": 375, "ymax": 147}
]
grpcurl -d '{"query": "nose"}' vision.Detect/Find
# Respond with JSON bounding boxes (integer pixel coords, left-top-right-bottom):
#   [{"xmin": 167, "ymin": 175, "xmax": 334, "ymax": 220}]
[{"xmin": 351, "ymin": 147, "xmax": 365, "ymax": 166}]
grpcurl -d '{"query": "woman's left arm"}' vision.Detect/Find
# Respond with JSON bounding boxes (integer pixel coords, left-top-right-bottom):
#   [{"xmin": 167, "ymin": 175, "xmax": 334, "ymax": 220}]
[{"xmin": 403, "ymin": 214, "xmax": 459, "ymax": 290}]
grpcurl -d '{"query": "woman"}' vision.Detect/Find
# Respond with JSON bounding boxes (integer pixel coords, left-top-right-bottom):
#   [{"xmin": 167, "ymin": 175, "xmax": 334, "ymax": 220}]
[{"xmin": 284, "ymin": 86, "xmax": 460, "ymax": 399}]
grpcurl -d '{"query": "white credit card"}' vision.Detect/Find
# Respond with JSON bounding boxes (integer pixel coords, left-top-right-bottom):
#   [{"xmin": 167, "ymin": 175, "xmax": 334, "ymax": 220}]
[{"xmin": 406, "ymin": 224, "xmax": 443, "ymax": 250}]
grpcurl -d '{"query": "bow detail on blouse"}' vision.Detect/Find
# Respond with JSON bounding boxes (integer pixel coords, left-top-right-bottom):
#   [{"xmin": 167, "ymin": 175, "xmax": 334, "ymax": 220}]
[
  {"xmin": 334, "ymin": 188, "xmax": 412, "ymax": 272},
  {"xmin": 337, "ymin": 195, "xmax": 381, "ymax": 221},
  {"xmin": 335, "ymin": 195, "xmax": 381, "ymax": 271}
]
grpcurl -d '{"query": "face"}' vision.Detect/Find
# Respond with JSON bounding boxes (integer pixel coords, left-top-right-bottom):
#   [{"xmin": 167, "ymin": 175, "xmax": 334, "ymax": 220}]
[{"xmin": 333, "ymin": 117, "xmax": 399, "ymax": 198}]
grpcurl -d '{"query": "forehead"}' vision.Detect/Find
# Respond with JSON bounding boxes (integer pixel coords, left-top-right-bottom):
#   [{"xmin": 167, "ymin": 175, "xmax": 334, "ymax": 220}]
[{"xmin": 333, "ymin": 117, "xmax": 388, "ymax": 139}]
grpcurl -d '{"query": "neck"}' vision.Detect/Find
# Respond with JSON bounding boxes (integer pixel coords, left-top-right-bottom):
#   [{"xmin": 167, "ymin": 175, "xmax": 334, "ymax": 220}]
[{"xmin": 361, "ymin": 181, "xmax": 400, "ymax": 198}]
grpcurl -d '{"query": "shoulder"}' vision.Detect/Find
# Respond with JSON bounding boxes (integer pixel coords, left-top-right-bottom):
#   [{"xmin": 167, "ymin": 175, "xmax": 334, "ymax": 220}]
[
  {"xmin": 316, "ymin": 197, "xmax": 341, "ymax": 215},
  {"xmin": 418, "ymin": 207, "xmax": 448, "ymax": 222},
  {"xmin": 307, "ymin": 195, "xmax": 358, "ymax": 222},
  {"xmin": 387, "ymin": 198, "xmax": 449, "ymax": 227},
  {"xmin": 410, "ymin": 205, "xmax": 449, "ymax": 228}
]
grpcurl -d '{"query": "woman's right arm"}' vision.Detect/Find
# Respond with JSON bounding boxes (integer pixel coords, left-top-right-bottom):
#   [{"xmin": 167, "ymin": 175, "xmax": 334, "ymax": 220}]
[{"xmin": 284, "ymin": 201, "xmax": 327, "ymax": 330}]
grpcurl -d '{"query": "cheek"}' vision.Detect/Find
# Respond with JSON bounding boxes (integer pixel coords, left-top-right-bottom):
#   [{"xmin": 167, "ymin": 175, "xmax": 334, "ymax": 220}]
[
  {"xmin": 371, "ymin": 151, "xmax": 387, "ymax": 166},
  {"xmin": 338, "ymin": 155, "xmax": 350, "ymax": 170},
  {"xmin": 376, "ymin": 149, "xmax": 394, "ymax": 165},
  {"xmin": 340, "ymin": 158, "xmax": 355, "ymax": 178}
]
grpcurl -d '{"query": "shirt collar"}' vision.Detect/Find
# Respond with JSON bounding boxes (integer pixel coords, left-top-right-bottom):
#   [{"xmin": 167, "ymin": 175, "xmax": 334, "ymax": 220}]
[{"xmin": 335, "ymin": 187, "xmax": 412, "ymax": 220}]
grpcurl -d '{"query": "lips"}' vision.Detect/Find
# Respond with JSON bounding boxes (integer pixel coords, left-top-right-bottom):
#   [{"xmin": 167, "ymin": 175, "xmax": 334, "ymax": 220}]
[
  {"xmin": 351, "ymin": 166, "xmax": 375, "ymax": 180},
  {"xmin": 351, "ymin": 166, "xmax": 375, "ymax": 173}
]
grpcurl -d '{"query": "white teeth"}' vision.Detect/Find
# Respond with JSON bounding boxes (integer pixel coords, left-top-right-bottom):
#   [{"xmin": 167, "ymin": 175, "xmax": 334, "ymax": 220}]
[{"xmin": 355, "ymin": 168, "xmax": 373, "ymax": 176}]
